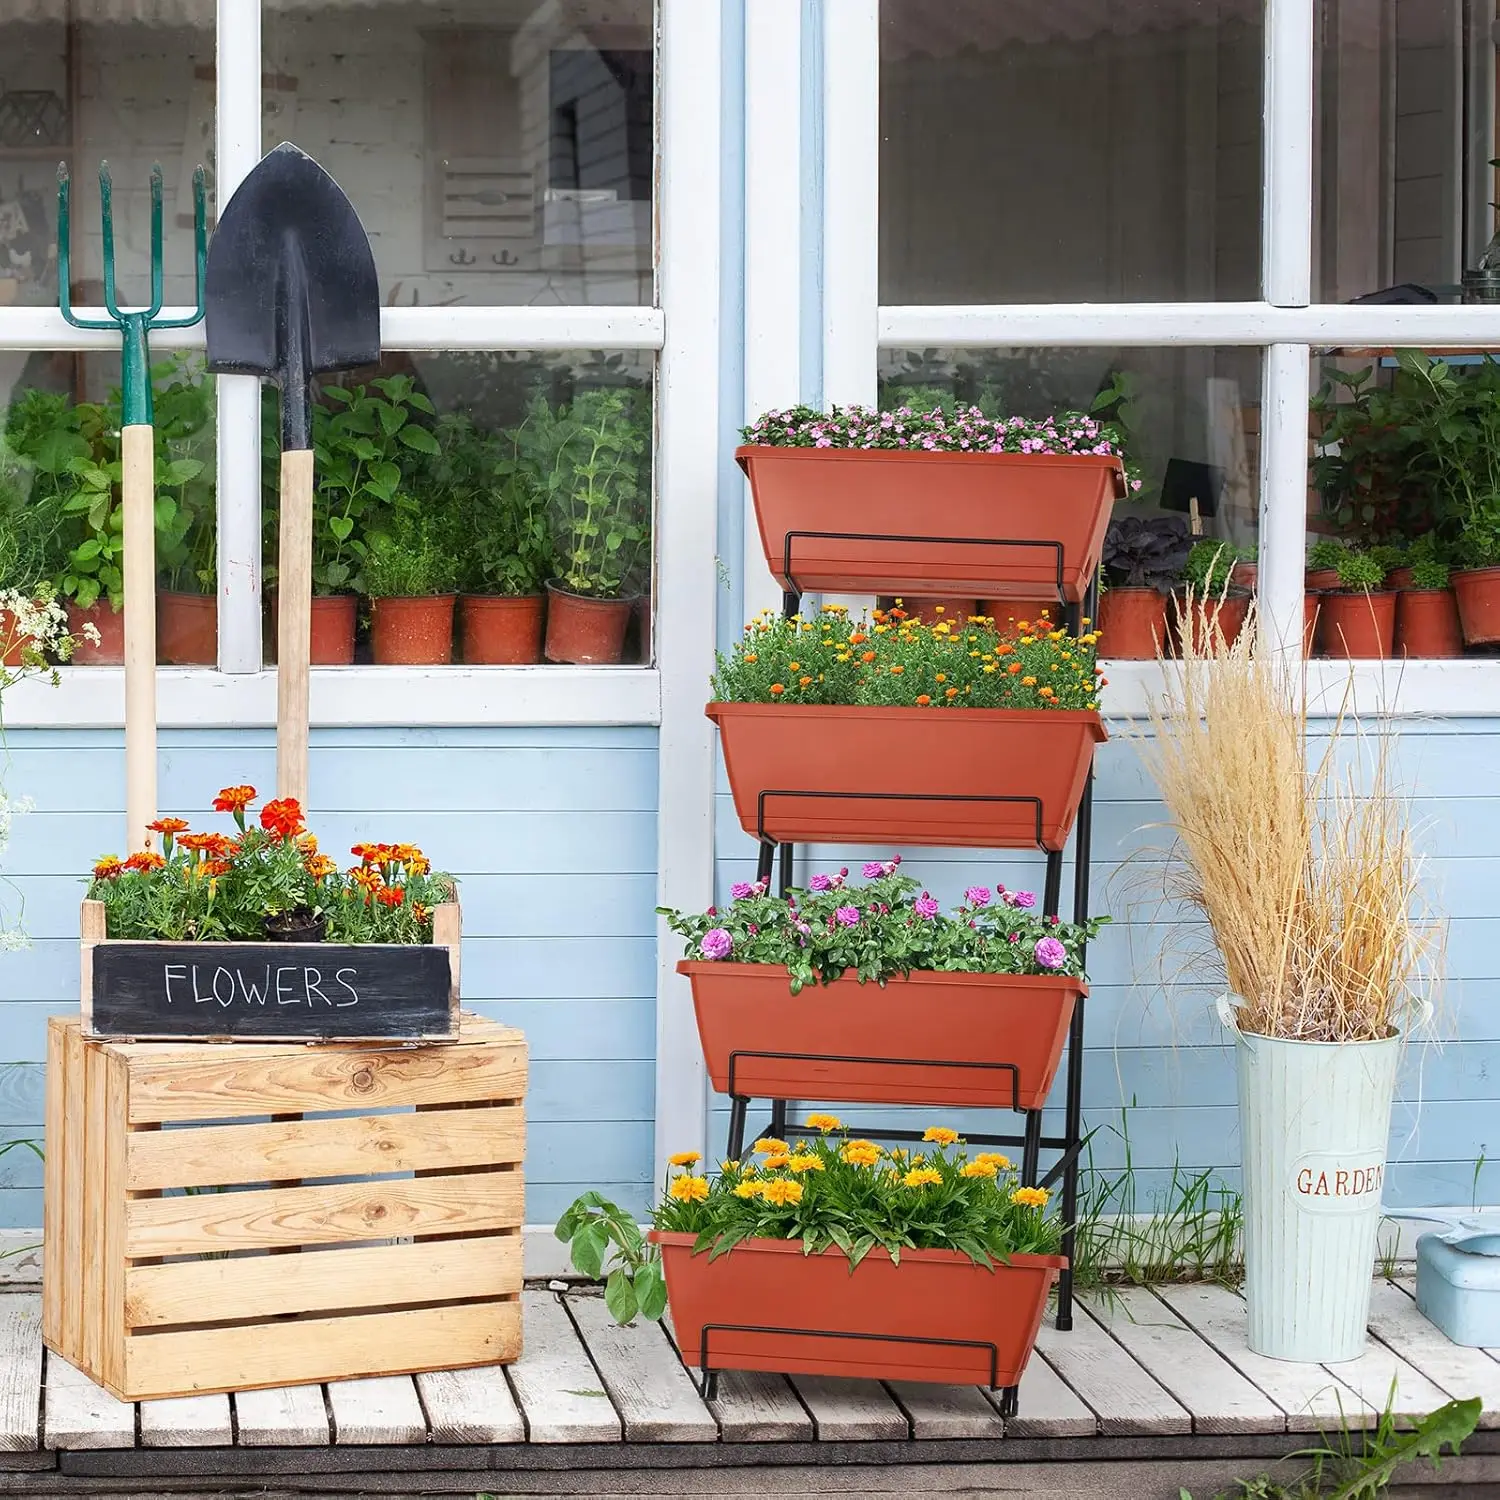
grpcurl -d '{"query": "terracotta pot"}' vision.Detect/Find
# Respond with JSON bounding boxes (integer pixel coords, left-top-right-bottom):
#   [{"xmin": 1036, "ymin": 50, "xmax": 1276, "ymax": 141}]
[
  {"xmin": 681, "ymin": 961, "xmax": 1083, "ymax": 1111},
  {"xmin": 1452, "ymin": 567, "xmax": 1500, "ymax": 645},
  {"xmin": 1305, "ymin": 568, "xmax": 1342, "ymax": 592},
  {"xmin": 738, "ymin": 446, "xmax": 1125, "ymax": 602},
  {"xmin": 0, "ymin": 607, "xmax": 31, "ymax": 668},
  {"xmin": 66, "ymin": 601, "xmax": 125, "ymax": 665},
  {"xmin": 1304, "ymin": 594, "xmax": 1321, "ymax": 656},
  {"xmin": 157, "ymin": 590, "xmax": 217, "ymax": 666},
  {"xmin": 1231, "ymin": 560, "xmax": 1258, "ymax": 591},
  {"xmin": 1096, "ymin": 588, "xmax": 1169, "ymax": 659},
  {"xmin": 978, "ymin": 598, "xmax": 1062, "ymax": 631},
  {"xmin": 1386, "ymin": 567, "xmax": 1414, "ymax": 592},
  {"xmin": 265, "ymin": 590, "xmax": 355, "ymax": 665},
  {"xmin": 1320, "ymin": 590, "xmax": 1396, "ymax": 659},
  {"xmin": 461, "ymin": 594, "xmax": 544, "ymax": 665},
  {"xmin": 544, "ymin": 582, "xmax": 632, "ymax": 664},
  {"xmin": 707, "ymin": 702, "xmax": 1105, "ymax": 852},
  {"xmin": 1175, "ymin": 593, "xmax": 1250, "ymax": 654},
  {"xmin": 653, "ymin": 1231, "xmax": 1065, "ymax": 1387},
  {"xmin": 369, "ymin": 594, "xmax": 456, "ymax": 665},
  {"xmin": 1396, "ymin": 589, "xmax": 1463, "ymax": 659},
  {"xmin": 883, "ymin": 596, "xmax": 976, "ymax": 627}
]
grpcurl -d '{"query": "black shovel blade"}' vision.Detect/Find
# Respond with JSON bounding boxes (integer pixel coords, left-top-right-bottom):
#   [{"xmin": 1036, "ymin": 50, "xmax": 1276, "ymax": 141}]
[{"xmin": 204, "ymin": 142, "xmax": 380, "ymax": 410}]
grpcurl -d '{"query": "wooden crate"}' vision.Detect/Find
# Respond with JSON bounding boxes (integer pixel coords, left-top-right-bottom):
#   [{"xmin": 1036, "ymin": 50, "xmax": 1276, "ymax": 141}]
[{"xmin": 42, "ymin": 1012, "xmax": 525, "ymax": 1401}]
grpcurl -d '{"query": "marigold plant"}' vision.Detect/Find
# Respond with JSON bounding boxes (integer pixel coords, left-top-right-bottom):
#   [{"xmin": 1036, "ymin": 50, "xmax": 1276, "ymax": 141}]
[{"xmin": 711, "ymin": 604, "xmax": 1103, "ymax": 712}]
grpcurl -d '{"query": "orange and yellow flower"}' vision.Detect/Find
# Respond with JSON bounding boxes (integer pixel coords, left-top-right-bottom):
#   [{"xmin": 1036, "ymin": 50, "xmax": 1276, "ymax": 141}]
[
  {"xmin": 760, "ymin": 1179, "xmax": 804, "ymax": 1207},
  {"xmin": 669, "ymin": 1174, "xmax": 710, "ymax": 1203},
  {"xmin": 1011, "ymin": 1186, "xmax": 1050, "ymax": 1208},
  {"xmin": 902, "ymin": 1167, "xmax": 943, "ymax": 1189},
  {"xmin": 92, "ymin": 856, "xmax": 123, "ymax": 881},
  {"xmin": 668, "ymin": 1151, "xmax": 701, "ymax": 1168},
  {"xmin": 922, "ymin": 1126, "xmax": 960, "ymax": 1146},
  {"xmin": 753, "ymin": 1138, "xmax": 790, "ymax": 1156},
  {"xmin": 804, "ymin": 1113, "xmax": 842, "ymax": 1133}
]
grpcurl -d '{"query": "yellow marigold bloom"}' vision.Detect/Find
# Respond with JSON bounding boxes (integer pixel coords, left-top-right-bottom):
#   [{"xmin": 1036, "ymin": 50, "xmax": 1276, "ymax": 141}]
[
  {"xmin": 761, "ymin": 1179, "xmax": 804, "ymax": 1207},
  {"xmin": 721, "ymin": 1159, "xmax": 740, "ymax": 1172},
  {"xmin": 923, "ymin": 1127, "xmax": 960, "ymax": 1146},
  {"xmin": 788, "ymin": 1153, "xmax": 824, "ymax": 1173},
  {"xmin": 983, "ymin": 665, "xmax": 997, "ymax": 673},
  {"xmin": 669, "ymin": 1175, "xmax": 710, "ymax": 1203},
  {"xmin": 763, "ymin": 1154, "xmax": 792, "ymax": 1170},
  {"xmin": 804, "ymin": 1112, "xmax": 842, "ymax": 1133},
  {"xmin": 754, "ymin": 1138, "xmax": 790, "ymax": 1155},
  {"xmin": 934, "ymin": 672, "xmax": 946, "ymax": 683},
  {"xmin": 840, "ymin": 1141, "xmax": 882, "ymax": 1168},
  {"xmin": 888, "ymin": 1147, "xmax": 909, "ymax": 1161},
  {"xmin": 734, "ymin": 1180, "xmax": 764, "ymax": 1199},
  {"xmin": 1022, "ymin": 675, "xmax": 1038, "ymax": 687},
  {"xmin": 962, "ymin": 1161, "xmax": 999, "ymax": 1179},
  {"xmin": 668, "ymin": 1151, "xmax": 701, "ymax": 1167},
  {"xmin": 1011, "ymin": 1186, "xmax": 1051, "ymax": 1208},
  {"xmin": 975, "ymin": 1153, "xmax": 1012, "ymax": 1170},
  {"xmin": 903, "ymin": 1167, "xmax": 943, "ymax": 1188}
]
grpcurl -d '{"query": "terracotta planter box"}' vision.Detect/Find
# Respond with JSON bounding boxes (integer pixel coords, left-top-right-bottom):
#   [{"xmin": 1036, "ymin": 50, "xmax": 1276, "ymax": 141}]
[
  {"xmin": 680, "ymin": 961, "xmax": 1083, "ymax": 1110},
  {"xmin": 738, "ymin": 446, "xmax": 1125, "ymax": 603},
  {"xmin": 653, "ymin": 1231, "xmax": 1064, "ymax": 1387},
  {"xmin": 707, "ymin": 701, "xmax": 1105, "ymax": 852},
  {"xmin": 1096, "ymin": 587, "xmax": 1168, "ymax": 659}
]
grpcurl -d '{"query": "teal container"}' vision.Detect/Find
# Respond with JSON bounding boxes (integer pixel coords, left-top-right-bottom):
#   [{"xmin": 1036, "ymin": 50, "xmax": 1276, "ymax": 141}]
[{"xmin": 1415, "ymin": 1231, "xmax": 1500, "ymax": 1348}]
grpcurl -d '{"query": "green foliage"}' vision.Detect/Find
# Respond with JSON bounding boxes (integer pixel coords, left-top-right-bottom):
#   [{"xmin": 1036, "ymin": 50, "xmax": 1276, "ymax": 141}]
[
  {"xmin": 1307, "ymin": 539, "xmax": 1349, "ymax": 573},
  {"xmin": 1182, "ymin": 540, "xmax": 1252, "ymax": 595},
  {"xmin": 150, "ymin": 356, "xmax": 217, "ymax": 595},
  {"xmin": 554, "ymin": 1193, "xmax": 666, "ymax": 1326},
  {"xmin": 1334, "ymin": 550, "xmax": 1386, "ymax": 590},
  {"xmin": 363, "ymin": 506, "xmax": 462, "ymax": 598}
]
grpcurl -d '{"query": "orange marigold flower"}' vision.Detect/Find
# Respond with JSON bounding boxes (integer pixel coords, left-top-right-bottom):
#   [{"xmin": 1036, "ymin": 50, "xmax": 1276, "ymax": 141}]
[
  {"xmin": 849, "ymin": 632, "xmax": 867, "ymax": 644},
  {"xmin": 975, "ymin": 1153, "xmax": 1012, "ymax": 1170},
  {"xmin": 945, "ymin": 687, "xmax": 958, "ymax": 699},
  {"xmin": 305, "ymin": 854, "xmax": 338, "ymax": 880},
  {"xmin": 1007, "ymin": 662, "xmax": 1023, "ymax": 674},
  {"xmin": 393, "ymin": 843, "xmax": 424, "ymax": 866},
  {"xmin": 860, "ymin": 650, "xmax": 876, "ymax": 663},
  {"xmin": 753, "ymin": 1138, "xmax": 790, "ymax": 1155},
  {"xmin": 1021, "ymin": 675, "xmax": 1037, "ymax": 687},
  {"xmin": 889, "ymin": 664, "xmax": 904, "ymax": 675},
  {"xmin": 934, "ymin": 673, "xmax": 946, "ymax": 684},
  {"xmin": 787, "ymin": 1153, "xmax": 824, "ymax": 1173},
  {"xmin": 92, "ymin": 856, "xmax": 123, "ymax": 881},
  {"xmin": 201, "ymin": 859, "xmax": 231, "ymax": 878},
  {"xmin": 147, "ymin": 817, "xmax": 189, "ymax": 836},
  {"xmin": 903, "ymin": 1167, "xmax": 943, "ymax": 1188},
  {"xmin": 744, "ymin": 652, "xmax": 758, "ymax": 663},
  {"xmin": 996, "ymin": 643, "xmax": 1014, "ymax": 655},
  {"xmin": 668, "ymin": 1174, "xmax": 710, "ymax": 1203},
  {"xmin": 123, "ymin": 850, "xmax": 165, "ymax": 873},
  {"xmin": 349, "ymin": 865, "xmax": 383, "ymax": 891},
  {"xmin": 1011, "ymin": 1186, "xmax": 1050, "ymax": 1208},
  {"xmin": 669, "ymin": 1151, "xmax": 701, "ymax": 1167},
  {"xmin": 769, "ymin": 683, "xmax": 786, "ymax": 696},
  {"xmin": 260, "ymin": 798, "xmax": 305, "ymax": 839},
  {"xmin": 962, "ymin": 1161, "xmax": 999, "ymax": 1179},
  {"xmin": 761, "ymin": 1179, "xmax": 804, "ymax": 1207},
  {"xmin": 923, "ymin": 1126, "xmax": 960, "ymax": 1146},
  {"xmin": 762, "ymin": 1154, "xmax": 792, "ymax": 1170},
  {"xmin": 734, "ymin": 1180, "xmax": 764, "ymax": 1199},
  {"xmin": 375, "ymin": 885, "xmax": 406, "ymax": 908},
  {"xmin": 840, "ymin": 1140, "xmax": 882, "ymax": 1168},
  {"xmin": 788, "ymin": 661, "xmax": 801, "ymax": 671},
  {"xmin": 915, "ymin": 694, "xmax": 931, "ymax": 706},
  {"xmin": 799, "ymin": 676, "xmax": 813, "ymax": 688},
  {"xmin": 212, "ymin": 784, "xmax": 256, "ymax": 814},
  {"xmin": 804, "ymin": 1113, "xmax": 842, "ymax": 1132}
]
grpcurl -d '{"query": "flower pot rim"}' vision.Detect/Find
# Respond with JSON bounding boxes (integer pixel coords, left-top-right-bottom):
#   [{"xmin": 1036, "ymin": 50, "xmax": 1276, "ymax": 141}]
[
  {"xmin": 461, "ymin": 590, "xmax": 546, "ymax": 602},
  {"xmin": 647, "ymin": 1228, "xmax": 1068, "ymax": 1271},
  {"xmin": 707, "ymin": 699, "xmax": 1107, "ymax": 739},
  {"xmin": 1230, "ymin": 1021, "xmax": 1404, "ymax": 1051},
  {"xmin": 677, "ymin": 958, "xmax": 1087, "ymax": 993},
  {"xmin": 1321, "ymin": 587, "xmax": 1396, "ymax": 599},
  {"xmin": 157, "ymin": 587, "xmax": 216, "ymax": 600},
  {"xmin": 1398, "ymin": 586, "xmax": 1456, "ymax": 598},
  {"xmin": 369, "ymin": 591, "xmax": 459, "ymax": 604},
  {"xmin": 736, "ymin": 443, "xmax": 1127, "ymax": 492},
  {"xmin": 545, "ymin": 578, "xmax": 639, "ymax": 604},
  {"xmin": 1453, "ymin": 565, "xmax": 1500, "ymax": 581}
]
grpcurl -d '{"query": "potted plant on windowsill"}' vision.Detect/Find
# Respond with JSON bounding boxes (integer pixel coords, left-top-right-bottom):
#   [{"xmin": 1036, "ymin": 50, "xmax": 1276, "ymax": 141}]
[
  {"xmin": 1096, "ymin": 514, "xmax": 1191, "ymax": 658},
  {"xmin": 1176, "ymin": 539, "xmax": 1253, "ymax": 652},
  {"xmin": 557, "ymin": 1126, "xmax": 1064, "ymax": 1396},
  {"xmin": 662, "ymin": 862, "xmax": 1105, "ymax": 1110},
  {"xmin": 364, "ymin": 508, "xmax": 461, "ymax": 666},
  {"xmin": 155, "ymin": 457, "xmax": 217, "ymax": 668},
  {"xmin": 708, "ymin": 606, "xmax": 1106, "ymax": 850},
  {"xmin": 738, "ymin": 404, "xmax": 1134, "ymax": 603},
  {"xmin": 1396, "ymin": 558, "xmax": 1463, "ymax": 658},
  {"xmin": 1319, "ymin": 548, "xmax": 1395, "ymax": 659}
]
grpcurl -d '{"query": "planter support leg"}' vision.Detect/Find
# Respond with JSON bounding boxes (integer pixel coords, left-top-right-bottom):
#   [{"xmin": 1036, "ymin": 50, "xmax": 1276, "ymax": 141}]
[
  {"xmin": 756, "ymin": 839, "xmax": 776, "ymax": 886},
  {"xmin": 1042, "ymin": 850, "xmax": 1064, "ymax": 917},
  {"xmin": 727, "ymin": 1097, "xmax": 749, "ymax": 1160},
  {"xmin": 778, "ymin": 842, "xmax": 793, "ymax": 897},
  {"xmin": 770, "ymin": 1099, "xmax": 790, "ymax": 1137},
  {"xmin": 1021, "ymin": 1110, "xmax": 1042, "ymax": 1187},
  {"xmin": 998, "ymin": 1386, "xmax": 1018, "ymax": 1420}
]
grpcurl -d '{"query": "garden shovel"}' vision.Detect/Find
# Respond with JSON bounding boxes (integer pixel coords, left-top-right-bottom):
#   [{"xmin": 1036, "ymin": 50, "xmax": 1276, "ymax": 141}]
[{"xmin": 203, "ymin": 143, "xmax": 380, "ymax": 809}]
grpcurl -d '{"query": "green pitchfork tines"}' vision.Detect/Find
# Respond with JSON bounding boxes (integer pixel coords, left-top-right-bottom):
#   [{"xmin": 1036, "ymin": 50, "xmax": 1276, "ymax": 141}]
[{"xmin": 57, "ymin": 160, "xmax": 208, "ymax": 425}]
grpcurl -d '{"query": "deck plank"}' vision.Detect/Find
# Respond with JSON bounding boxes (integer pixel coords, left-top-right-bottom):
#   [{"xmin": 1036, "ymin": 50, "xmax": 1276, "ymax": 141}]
[
  {"xmin": 138, "ymin": 1393, "xmax": 233, "ymax": 1447},
  {"xmin": 415, "ymin": 1366, "xmax": 526, "ymax": 1444},
  {"xmin": 789, "ymin": 1377, "xmax": 909, "ymax": 1441},
  {"xmin": 0, "ymin": 1293, "xmax": 41, "ymax": 1451},
  {"xmin": 42, "ymin": 1354, "xmax": 134, "ymax": 1451},
  {"xmin": 325, "ymin": 1376, "xmax": 427, "ymax": 1445},
  {"xmin": 1083, "ymin": 1288, "xmax": 1286, "ymax": 1435},
  {"xmin": 1322, "ymin": 1321, "xmax": 1453, "ymax": 1424},
  {"xmin": 566, "ymin": 1293, "xmax": 717, "ymax": 1443},
  {"xmin": 1154, "ymin": 1283, "xmax": 1378, "ymax": 1433},
  {"xmin": 1003, "ymin": 1351, "xmax": 1098, "ymax": 1438},
  {"xmin": 507, "ymin": 1288, "xmax": 621, "ymax": 1445},
  {"xmin": 1034, "ymin": 1304, "xmax": 1191, "ymax": 1435},
  {"xmin": 887, "ymin": 1382, "xmax": 1005, "ymax": 1439},
  {"xmin": 1364, "ymin": 1278, "xmax": 1500, "ymax": 1428},
  {"xmin": 232, "ymin": 1385, "xmax": 330, "ymax": 1446},
  {"xmin": 705, "ymin": 1371, "xmax": 812, "ymax": 1442}
]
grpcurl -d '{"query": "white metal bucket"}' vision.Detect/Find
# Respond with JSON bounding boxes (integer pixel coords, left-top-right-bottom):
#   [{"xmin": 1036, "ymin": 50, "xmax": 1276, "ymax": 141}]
[{"xmin": 1226, "ymin": 999, "xmax": 1401, "ymax": 1363}]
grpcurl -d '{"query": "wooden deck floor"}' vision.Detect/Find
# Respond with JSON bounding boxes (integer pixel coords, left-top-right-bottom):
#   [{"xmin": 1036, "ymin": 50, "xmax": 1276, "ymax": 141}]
[{"xmin": 1, "ymin": 1278, "xmax": 1498, "ymax": 1494}]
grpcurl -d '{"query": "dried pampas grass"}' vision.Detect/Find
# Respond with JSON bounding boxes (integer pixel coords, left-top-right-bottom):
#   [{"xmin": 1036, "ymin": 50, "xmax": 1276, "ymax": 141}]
[{"xmin": 1131, "ymin": 596, "xmax": 1432, "ymax": 1043}]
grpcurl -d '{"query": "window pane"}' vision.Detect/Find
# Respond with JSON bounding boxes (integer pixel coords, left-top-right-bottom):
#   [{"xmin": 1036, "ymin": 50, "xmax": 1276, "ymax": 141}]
[
  {"xmin": 0, "ymin": 352, "xmax": 216, "ymax": 664},
  {"xmin": 0, "ymin": 6, "xmax": 212, "ymax": 300},
  {"xmin": 259, "ymin": 351, "xmax": 654, "ymax": 667},
  {"xmin": 880, "ymin": 1, "xmax": 1263, "ymax": 304},
  {"xmin": 1315, "ymin": 0, "xmax": 1492, "ymax": 303},
  {"xmin": 264, "ymin": 1, "xmax": 654, "ymax": 308}
]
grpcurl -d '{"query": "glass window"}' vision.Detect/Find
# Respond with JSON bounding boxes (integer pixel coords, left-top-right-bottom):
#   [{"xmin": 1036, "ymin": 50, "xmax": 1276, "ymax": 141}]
[
  {"xmin": 879, "ymin": 0, "xmax": 1264, "ymax": 304},
  {"xmin": 263, "ymin": 0, "xmax": 654, "ymax": 308}
]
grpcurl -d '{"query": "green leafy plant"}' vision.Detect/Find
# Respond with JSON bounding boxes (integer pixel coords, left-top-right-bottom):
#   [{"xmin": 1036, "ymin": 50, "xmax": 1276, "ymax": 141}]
[
  {"xmin": 151, "ymin": 355, "xmax": 216, "ymax": 595},
  {"xmin": 1334, "ymin": 550, "xmax": 1386, "ymax": 591},
  {"xmin": 363, "ymin": 507, "xmax": 461, "ymax": 598},
  {"xmin": 1307, "ymin": 538, "xmax": 1349, "ymax": 573},
  {"xmin": 1182, "ymin": 540, "xmax": 1252, "ymax": 596},
  {"xmin": 555, "ymin": 1192, "xmax": 667, "ymax": 1326}
]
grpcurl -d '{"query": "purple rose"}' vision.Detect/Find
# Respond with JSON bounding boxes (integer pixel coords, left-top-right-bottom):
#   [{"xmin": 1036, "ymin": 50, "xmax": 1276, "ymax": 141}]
[
  {"xmin": 1010, "ymin": 890, "xmax": 1037, "ymax": 910},
  {"xmin": 862, "ymin": 861, "xmax": 884, "ymax": 879},
  {"xmin": 835, "ymin": 905, "xmax": 860, "ymax": 928},
  {"xmin": 700, "ymin": 928, "xmax": 734, "ymax": 961},
  {"xmin": 730, "ymin": 882, "xmax": 755, "ymax": 900},
  {"xmin": 914, "ymin": 894, "xmax": 940, "ymax": 919},
  {"xmin": 1034, "ymin": 937, "xmax": 1067, "ymax": 970},
  {"xmin": 964, "ymin": 886, "xmax": 992, "ymax": 908},
  {"xmin": 808, "ymin": 874, "xmax": 833, "ymax": 892}
]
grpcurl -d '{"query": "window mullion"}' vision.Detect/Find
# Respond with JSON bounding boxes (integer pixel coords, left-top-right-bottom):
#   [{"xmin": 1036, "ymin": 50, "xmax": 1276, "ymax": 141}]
[{"xmin": 1263, "ymin": 0, "xmax": 1315, "ymax": 308}]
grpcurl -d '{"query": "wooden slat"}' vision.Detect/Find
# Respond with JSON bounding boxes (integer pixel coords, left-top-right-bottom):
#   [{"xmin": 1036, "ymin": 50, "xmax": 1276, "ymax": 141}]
[
  {"xmin": 789, "ymin": 1376, "xmax": 909, "ymax": 1440},
  {"xmin": 126, "ymin": 1103, "xmax": 523, "ymax": 1190},
  {"xmin": 705, "ymin": 1371, "xmax": 812, "ymax": 1442},
  {"xmin": 124, "ymin": 1168, "xmax": 524, "ymax": 1256},
  {"xmin": 138, "ymin": 1393, "xmax": 233, "ymax": 1446},
  {"xmin": 1364, "ymin": 1278, "xmax": 1500, "ymax": 1426},
  {"xmin": 1003, "ymin": 1351, "xmax": 1098, "ymax": 1438},
  {"xmin": 232, "ymin": 1385, "xmax": 330, "ymax": 1446},
  {"xmin": 327, "ymin": 1376, "xmax": 427, "ymax": 1445},
  {"xmin": 42, "ymin": 1354, "xmax": 134, "ymax": 1450},
  {"xmin": 415, "ymin": 1366, "xmax": 526, "ymax": 1444},
  {"xmin": 0, "ymin": 1294, "xmax": 41, "ymax": 1450},
  {"xmin": 887, "ymin": 1382, "xmax": 1005, "ymax": 1439},
  {"xmin": 1082, "ymin": 1289, "xmax": 1286, "ymax": 1435},
  {"xmin": 507, "ymin": 1289, "xmax": 621, "ymax": 1444},
  {"xmin": 41, "ymin": 1023, "xmax": 66, "ymax": 1356},
  {"xmin": 81, "ymin": 1041, "xmax": 107, "ymax": 1384},
  {"xmin": 566, "ymin": 1294, "xmax": 716, "ymax": 1442},
  {"xmin": 58, "ymin": 1021, "xmax": 84, "ymax": 1368},
  {"xmin": 1322, "ymin": 1318, "xmax": 1453, "ymax": 1424},
  {"xmin": 125, "ymin": 1233, "xmax": 522, "ymax": 1328},
  {"xmin": 433, "ymin": 901, "xmax": 461, "ymax": 1010},
  {"xmin": 1034, "ymin": 1306, "xmax": 1191, "ymax": 1435},
  {"xmin": 100, "ymin": 1053, "xmax": 128, "ymax": 1396},
  {"xmin": 1154, "ymin": 1283, "xmax": 1378, "ymax": 1433},
  {"xmin": 121, "ymin": 1299, "xmax": 519, "ymax": 1401}
]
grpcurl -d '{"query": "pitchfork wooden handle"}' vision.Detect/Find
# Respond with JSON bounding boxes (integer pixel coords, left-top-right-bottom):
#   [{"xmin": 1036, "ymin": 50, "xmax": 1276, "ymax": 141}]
[
  {"xmin": 121, "ymin": 424, "xmax": 157, "ymax": 852},
  {"xmin": 277, "ymin": 448, "xmax": 314, "ymax": 810}
]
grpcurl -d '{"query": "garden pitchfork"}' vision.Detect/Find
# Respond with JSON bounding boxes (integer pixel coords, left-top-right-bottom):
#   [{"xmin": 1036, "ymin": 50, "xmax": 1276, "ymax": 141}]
[{"xmin": 58, "ymin": 161, "xmax": 207, "ymax": 853}]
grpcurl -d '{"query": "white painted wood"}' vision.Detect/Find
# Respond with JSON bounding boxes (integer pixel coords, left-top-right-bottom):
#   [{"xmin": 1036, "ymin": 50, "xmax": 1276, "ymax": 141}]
[
  {"xmin": 325, "ymin": 1376, "xmax": 427, "ymax": 1445},
  {"xmin": 415, "ymin": 1366, "xmax": 525, "ymax": 1444},
  {"xmin": 706, "ymin": 1371, "xmax": 813, "ymax": 1443},
  {"xmin": 1258, "ymin": 343, "xmax": 1311, "ymax": 659},
  {"xmin": 231, "ymin": 1385, "xmax": 330, "ymax": 1446},
  {"xmin": 652, "ymin": 0, "xmax": 723, "ymax": 1173},
  {"xmin": 886, "ymin": 1382, "xmax": 1004, "ymax": 1440},
  {"xmin": 1155, "ymin": 1283, "xmax": 1378, "ymax": 1433},
  {"xmin": 1034, "ymin": 1307, "xmax": 1192, "ymax": 1436},
  {"xmin": 381, "ymin": 306, "xmax": 663, "ymax": 352},
  {"xmin": 1263, "ymin": 0, "xmax": 1315, "ymax": 306},
  {"xmin": 507, "ymin": 1289, "xmax": 621, "ymax": 1444},
  {"xmin": 42, "ymin": 1354, "xmax": 134, "ymax": 1451},
  {"xmin": 566, "ymin": 1294, "xmax": 716, "ymax": 1443},
  {"xmin": 0, "ymin": 1294, "xmax": 40, "ymax": 1450},
  {"xmin": 788, "ymin": 1376, "xmax": 909, "ymax": 1441},
  {"xmin": 139, "ymin": 1393, "xmax": 233, "ymax": 1447},
  {"xmin": 1082, "ymin": 1289, "xmax": 1286, "ymax": 1435},
  {"xmin": 1365, "ymin": 1278, "xmax": 1500, "ymax": 1428},
  {"xmin": 1322, "ymin": 1329, "xmax": 1453, "ymax": 1424},
  {"xmin": 1003, "ymin": 1352, "xmax": 1098, "ymax": 1439}
]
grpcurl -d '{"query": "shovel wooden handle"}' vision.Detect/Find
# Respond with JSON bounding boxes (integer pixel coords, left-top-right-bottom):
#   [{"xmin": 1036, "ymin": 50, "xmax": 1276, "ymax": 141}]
[
  {"xmin": 277, "ymin": 448, "xmax": 313, "ymax": 810},
  {"xmin": 121, "ymin": 423, "xmax": 157, "ymax": 852}
]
